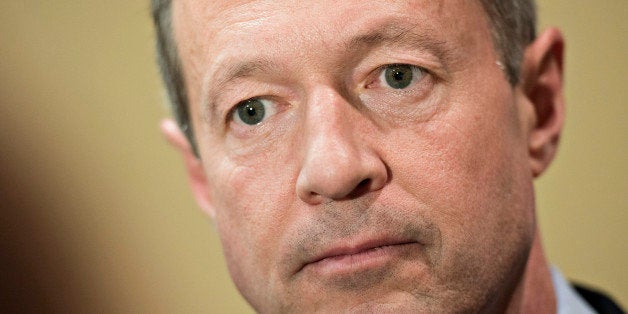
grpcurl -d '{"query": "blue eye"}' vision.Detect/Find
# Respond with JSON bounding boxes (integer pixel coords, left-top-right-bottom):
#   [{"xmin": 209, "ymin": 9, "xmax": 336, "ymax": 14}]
[
  {"xmin": 379, "ymin": 64, "xmax": 425, "ymax": 89},
  {"xmin": 233, "ymin": 98, "xmax": 276, "ymax": 125}
]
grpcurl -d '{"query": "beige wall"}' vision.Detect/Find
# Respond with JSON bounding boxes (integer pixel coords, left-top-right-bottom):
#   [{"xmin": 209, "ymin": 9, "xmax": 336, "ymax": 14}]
[
  {"xmin": 0, "ymin": 1, "xmax": 625, "ymax": 312},
  {"xmin": 535, "ymin": 0, "xmax": 627, "ymax": 307}
]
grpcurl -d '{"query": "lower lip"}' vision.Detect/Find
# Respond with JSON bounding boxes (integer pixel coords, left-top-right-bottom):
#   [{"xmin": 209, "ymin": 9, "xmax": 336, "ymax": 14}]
[{"xmin": 304, "ymin": 242, "xmax": 420, "ymax": 277}]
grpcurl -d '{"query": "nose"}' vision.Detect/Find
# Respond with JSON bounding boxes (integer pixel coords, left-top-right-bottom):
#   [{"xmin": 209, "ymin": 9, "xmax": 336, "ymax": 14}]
[{"xmin": 296, "ymin": 88, "xmax": 388, "ymax": 205}]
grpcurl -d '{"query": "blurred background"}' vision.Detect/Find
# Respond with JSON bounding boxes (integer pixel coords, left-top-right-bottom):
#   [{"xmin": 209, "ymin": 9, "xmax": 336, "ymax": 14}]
[{"xmin": 0, "ymin": 1, "xmax": 625, "ymax": 312}]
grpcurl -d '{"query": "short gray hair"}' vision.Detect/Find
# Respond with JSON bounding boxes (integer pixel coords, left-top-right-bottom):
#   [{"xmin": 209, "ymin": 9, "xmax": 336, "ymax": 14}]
[
  {"xmin": 151, "ymin": 0, "xmax": 536, "ymax": 149},
  {"xmin": 151, "ymin": 0, "xmax": 195, "ymax": 150},
  {"xmin": 478, "ymin": 0, "xmax": 537, "ymax": 85}
]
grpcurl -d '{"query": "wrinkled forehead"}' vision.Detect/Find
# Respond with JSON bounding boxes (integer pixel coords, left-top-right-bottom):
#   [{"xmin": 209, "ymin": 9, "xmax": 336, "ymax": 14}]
[{"xmin": 172, "ymin": 0, "xmax": 488, "ymax": 55}]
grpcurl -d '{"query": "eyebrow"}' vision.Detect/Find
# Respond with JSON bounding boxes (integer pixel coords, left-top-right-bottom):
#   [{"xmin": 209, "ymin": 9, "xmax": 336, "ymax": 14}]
[
  {"xmin": 201, "ymin": 57, "xmax": 278, "ymax": 124},
  {"xmin": 202, "ymin": 20, "xmax": 453, "ymax": 123},
  {"xmin": 214, "ymin": 58, "xmax": 276, "ymax": 88},
  {"xmin": 345, "ymin": 22, "xmax": 452, "ymax": 63}
]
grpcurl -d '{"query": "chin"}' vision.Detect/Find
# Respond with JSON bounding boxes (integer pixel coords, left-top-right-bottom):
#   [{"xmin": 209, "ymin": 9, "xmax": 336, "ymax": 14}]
[{"xmin": 285, "ymin": 293, "xmax": 429, "ymax": 313}]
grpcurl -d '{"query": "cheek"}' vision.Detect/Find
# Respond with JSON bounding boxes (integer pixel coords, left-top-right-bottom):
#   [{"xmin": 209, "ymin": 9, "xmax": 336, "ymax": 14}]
[
  {"xmin": 382, "ymin": 96, "xmax": 536, "ymax": 302},
  {"xmin": 205, "ymin": 147, "xmax": 299, "ymax": 305},
  {"xmin": 388, "ymin": 119, "xmax": 517, "ymax": 214},
  {"xmin": 385, "ymin": 90, "xmax": 534, "ymax": 244}
]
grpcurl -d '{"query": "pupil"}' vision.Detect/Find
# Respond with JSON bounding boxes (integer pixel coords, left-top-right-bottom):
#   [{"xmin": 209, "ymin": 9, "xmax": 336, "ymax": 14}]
[
  {"xmin": 393, "ymin": 70, "xmax": 405, "ymax": 81},
  {"xmin": 246, "ymin": 106, "xmax": 256, "ymax": 116}
]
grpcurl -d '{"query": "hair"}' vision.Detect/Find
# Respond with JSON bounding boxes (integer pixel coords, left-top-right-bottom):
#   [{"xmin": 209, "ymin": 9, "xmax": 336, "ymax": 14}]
[
  {"xmin": 151, "ymin": 0, "xmax": 195, "ymax": 149},
  {"xmin": 151, "ymin": 0, "xmax": 536, "ymax": 149}
]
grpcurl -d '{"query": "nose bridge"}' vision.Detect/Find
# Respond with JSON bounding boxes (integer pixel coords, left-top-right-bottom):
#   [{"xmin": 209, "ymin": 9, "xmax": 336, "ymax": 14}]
[
  {"xmin": 305, "ymin": 87, "xmax": 357, "ymax": 156},
  {"xmin": 296, "ymin": 86, "xmax": 387, "ymax": 204}
]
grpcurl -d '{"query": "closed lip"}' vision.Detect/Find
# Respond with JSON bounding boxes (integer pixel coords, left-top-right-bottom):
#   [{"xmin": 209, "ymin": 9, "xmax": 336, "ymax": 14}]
[{"xmin": 297, "ymin": 236, "xmax": 419, "ymax": 275}]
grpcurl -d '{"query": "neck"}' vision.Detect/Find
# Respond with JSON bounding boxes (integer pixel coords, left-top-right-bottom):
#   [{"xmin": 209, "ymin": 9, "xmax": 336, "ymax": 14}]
[{"xmin": 505, "ymin": 228, "xmax": 556, "ymax": 314}]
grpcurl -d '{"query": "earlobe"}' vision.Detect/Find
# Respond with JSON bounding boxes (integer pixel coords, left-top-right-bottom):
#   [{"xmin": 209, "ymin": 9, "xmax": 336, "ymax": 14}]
[
  {"xmin": 160, "ymin": 119, "xmax": 216, "ymax": 218},
  {"xmin": 519, "ymin": 28, "xmax": 566, "ymax": 177}
]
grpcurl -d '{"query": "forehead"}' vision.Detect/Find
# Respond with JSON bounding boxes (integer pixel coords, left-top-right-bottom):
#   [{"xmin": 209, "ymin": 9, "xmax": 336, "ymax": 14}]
[
  {"xmin": 172, "ymin": 0, "xmax": 490, "ymax": 65},
  {"xmin": 173, "ymin": 0, "xmax": 486, "ymax": 26}
]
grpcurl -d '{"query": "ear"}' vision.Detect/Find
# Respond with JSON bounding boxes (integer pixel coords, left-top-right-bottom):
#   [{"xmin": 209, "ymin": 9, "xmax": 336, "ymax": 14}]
[
  {"xmin": 519, "ymin": 28, "xmax": 566, "ymax": 177},
  {"xmin": 160, "ymin": 119, "xmax": 215, "ymax": 218}
]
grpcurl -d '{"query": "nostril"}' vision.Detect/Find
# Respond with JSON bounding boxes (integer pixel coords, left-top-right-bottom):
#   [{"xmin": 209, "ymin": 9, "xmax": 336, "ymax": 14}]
[
  {"xmin": 357, "ymin": 178, "xmax": 370, "ymax": 189},
  {"xmin": 347, "ymin": 178, "xmax": 372, "ymax": 198}
]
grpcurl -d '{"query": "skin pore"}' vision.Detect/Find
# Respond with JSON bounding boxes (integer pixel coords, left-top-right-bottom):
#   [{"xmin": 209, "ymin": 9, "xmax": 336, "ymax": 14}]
[{"xmin": 164, "ymin": 0, "xmax": 565, "ymax": 312}]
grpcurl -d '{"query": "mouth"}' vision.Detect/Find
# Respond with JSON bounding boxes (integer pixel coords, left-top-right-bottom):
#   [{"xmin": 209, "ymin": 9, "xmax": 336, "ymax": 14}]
[{"xmin": 298, "ymin": 238, "xmax": 421, "ymax": 277}]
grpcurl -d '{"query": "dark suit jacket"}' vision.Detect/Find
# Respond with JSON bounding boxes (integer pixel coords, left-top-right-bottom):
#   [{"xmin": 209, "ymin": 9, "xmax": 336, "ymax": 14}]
[{"xmin": 574, "ymin": 283, "xmax": 625, "ymax": 314}]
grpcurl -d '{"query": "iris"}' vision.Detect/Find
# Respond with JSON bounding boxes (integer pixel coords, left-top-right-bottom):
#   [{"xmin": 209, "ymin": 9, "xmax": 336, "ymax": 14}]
[
  {"xmin": 236, "ymin": 99, "xmax": 266, "ymax": 125},
  {"xmin": 384, "ymin": 64, "xmax": 414, "ymax": 89}
]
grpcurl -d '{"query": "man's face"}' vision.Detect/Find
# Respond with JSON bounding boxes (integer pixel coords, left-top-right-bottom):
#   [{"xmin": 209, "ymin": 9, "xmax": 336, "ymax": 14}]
[{"xmin": 173, "ymin": 0, "xmax": 539, "ymax": 311}]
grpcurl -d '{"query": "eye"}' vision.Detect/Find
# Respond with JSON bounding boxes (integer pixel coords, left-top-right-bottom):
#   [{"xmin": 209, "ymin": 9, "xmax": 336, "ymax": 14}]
[
  {"xmin": 378, "ymin": 64, "xmax": 426, "ymax": 89},
  {"xmin": 232, "ymin": 98, "xmax": 277, "ymax": 126}
]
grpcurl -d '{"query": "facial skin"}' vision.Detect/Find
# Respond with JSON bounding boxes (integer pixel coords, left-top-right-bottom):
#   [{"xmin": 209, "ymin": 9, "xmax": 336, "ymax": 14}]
[{"xmin": 164, "ymin": 0, "xmax": 565, "ymax": 312}]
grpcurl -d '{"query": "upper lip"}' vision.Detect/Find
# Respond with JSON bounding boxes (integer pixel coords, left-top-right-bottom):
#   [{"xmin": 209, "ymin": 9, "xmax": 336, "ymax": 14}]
[{"xmin": 297, "ymin": 236, "xmax": 418, "ymax": 274}]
